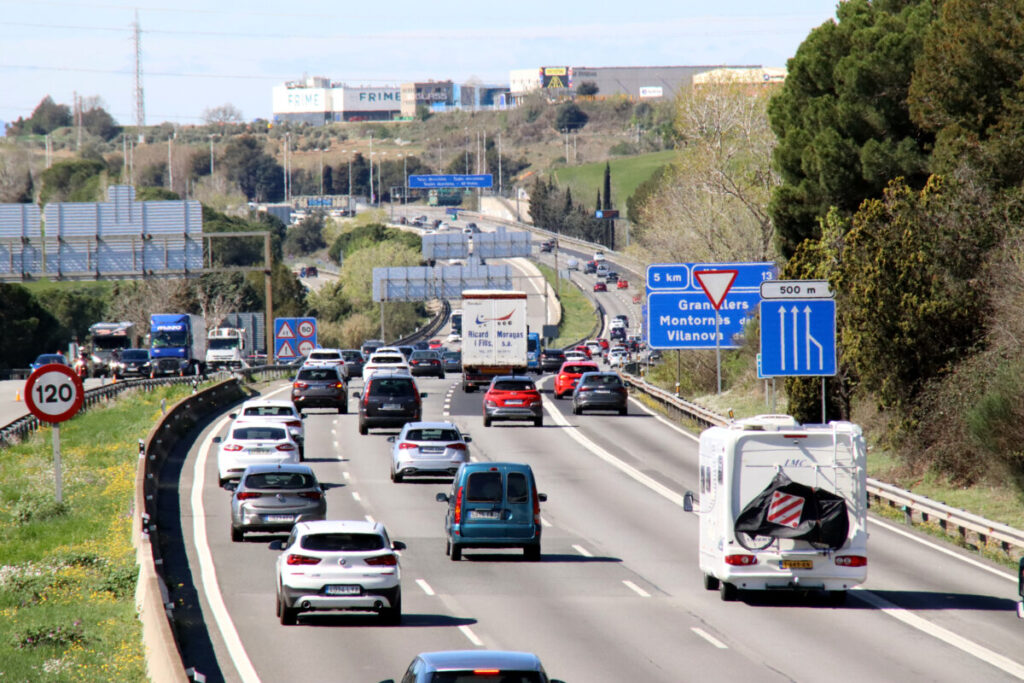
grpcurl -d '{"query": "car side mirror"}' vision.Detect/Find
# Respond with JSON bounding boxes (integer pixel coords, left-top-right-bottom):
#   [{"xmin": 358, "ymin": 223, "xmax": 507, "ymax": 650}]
[
  {"xmin": 223, "ymin": 481, "xmax": 238, "ymax": 492},
  {"xmin": 353, "ymin": 392, "xmax": 361, "ymax": 399},
  {"xmin": 463, "ymin": 436, "xmax": 472, "ymax": 443},
  {"xmin": 387, "ymin": 436, "xmax": 396, "ymax": 443},
  {"xmin": 392, "ymin": 541, "xmax": 406, "ymax": 551},
  {"xmin": 436, "ymin": 492, "xmax": 449, "ymax": 503},
  {"xmin": 213, "ymin": 436, "xmax": 222, "ymax": 444},
  {"xmin": 269, "ymin": 540, "xmax": 285, "ymax": 551},
  {"xmin": 420, "ymin": 392, "xmax": 427, "ymax": 398},
  {"xmin": 538, "ymin": 493, "xmax": 548, "ymax": 502},
  {"xmin": 683, "ymin": 490, "xmax": 695, "ymax": 513}
]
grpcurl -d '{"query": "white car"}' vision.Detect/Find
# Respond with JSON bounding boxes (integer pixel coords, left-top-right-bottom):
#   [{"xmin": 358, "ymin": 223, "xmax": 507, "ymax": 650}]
[
  {"xmin": 608, "ymin": 349, "xmax": 629, "ymax": 368},
  {"xmin": 388, "ymin": 421, "xmax": 471, "ymax": 482},
  {"xmin": 230, "ymin": 399, "xmax": 305, "ymax": 458},
  {"xmin": 273, "ymin": 520, "xmax": 405, "ymax": 625},
  {"xmin": 584, "ymin": 340, "xmax": 603, "ymax": 357},
  {"xmin": 362, "ymin": 352, "xmax": 411, "ymax": 379},
  {"xmin": 216, "ymin": 420, "xmax": 300, "ymax": 486},
  {"xmin": 445, "ymin": 333, "xmax": 461, "ymax": 344},
  {"xmin": 563, "ymin": 350, "xmax": 588, "ymax": 363},
  {"xmin": 304, "ymin": 348, "xmax": 347, "ymax": 377}
]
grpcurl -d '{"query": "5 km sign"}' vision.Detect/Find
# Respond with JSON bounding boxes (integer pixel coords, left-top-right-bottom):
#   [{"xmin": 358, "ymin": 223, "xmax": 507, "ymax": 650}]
[{"xmin": 25, "ymin": 363, "xmax": 84, "ymax": 424}]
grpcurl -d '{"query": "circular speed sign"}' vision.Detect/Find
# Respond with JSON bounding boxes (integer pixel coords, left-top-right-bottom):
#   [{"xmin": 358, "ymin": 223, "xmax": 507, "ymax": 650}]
[
  {"xmin": 24, "ymin": 363, "xmax": 85, "ymax": 424},
  {"xmin": 298, "ymin": 320, "xmax": 315, "ymax": 338}
]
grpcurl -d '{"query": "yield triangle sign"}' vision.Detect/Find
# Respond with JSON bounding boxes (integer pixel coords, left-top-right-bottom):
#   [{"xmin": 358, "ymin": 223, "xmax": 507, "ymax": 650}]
[
  {"xmin": 277, "ymin": 321, "xmax": 296, "ymax": 339},
  {"xmin": 277, "ymin": 340, "xmax": 297, "ymax": 358},
  {"xmin": 694, "ymin": 269, "xmax": 738, "ymax": 310}
]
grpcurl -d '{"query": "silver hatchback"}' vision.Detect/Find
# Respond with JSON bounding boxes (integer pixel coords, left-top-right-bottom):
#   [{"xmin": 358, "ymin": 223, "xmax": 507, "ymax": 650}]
[
  {"xmin": 388, "ymin": 421, "xmax": 471, "ymax": 482},
  {"xmin": 226, "ymin": 464, "xmax": 326, "ymax": 542}
]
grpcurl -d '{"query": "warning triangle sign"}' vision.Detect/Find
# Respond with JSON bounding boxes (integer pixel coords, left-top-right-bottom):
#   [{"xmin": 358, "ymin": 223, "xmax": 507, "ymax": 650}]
[
  {"xmin": 277, "ymin": 340, "xmax": 297, "ymax": 358},
  {"xmin": 547, "ymin": 76, "xmax": 565, "ymax": 88},
  {"xmin": 277, "ymin": 321, "xmax": 296, "ymax": 339},
  {"xmin": 694, "ymin": 270, "xmax": 738, "ymax": 310}
]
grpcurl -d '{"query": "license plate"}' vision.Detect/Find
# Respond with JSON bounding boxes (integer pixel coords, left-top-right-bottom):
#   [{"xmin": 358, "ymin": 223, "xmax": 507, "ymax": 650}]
[
  {"xmin": 780, "ymin": 560, "xmax": 813, "ymax": 570},
  {"xmin": 504, "ymin": 399, "xmax": 523, "ymax": 406},
  {"xmin": 420, "ymin": 447, "xmax": 443, "ymax": 454},
  {"xmin": 264, "ymin": 514, "xmax": 294, "ymax": 523},
  {"xmin": 469, "ymin": 510, "xmax": 500, "ymax": 520},
  {"xmin": 382, "ymin": 403, "xmax": 402, "ymax": 410},
  {"xmin": 325, "ymin": 585, "xmax": 361, "ymax": 595},
  {"xmin": 248, "ymin": 448, "xmax": 271, "ymax": 455},
  {"xmin": 596, "ymin": 390, "xmax": 613, "ymax": 394}
]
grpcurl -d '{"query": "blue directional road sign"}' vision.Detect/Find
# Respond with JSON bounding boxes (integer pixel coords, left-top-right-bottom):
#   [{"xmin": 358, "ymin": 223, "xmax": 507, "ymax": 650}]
[
  {"xmin": 408, "ymin": 174, "xmax": 493, "ymax": 189},
  {"xmin": 646, "ymin": 262, "xmax": 776, "ymax": 294},
  {"xmin": 647, "ymin": 290, "xmax": 761, "ymax": 350},
  {"xmin": 759, "ymin": 299, "xmax": 836, "ymax": 376}
]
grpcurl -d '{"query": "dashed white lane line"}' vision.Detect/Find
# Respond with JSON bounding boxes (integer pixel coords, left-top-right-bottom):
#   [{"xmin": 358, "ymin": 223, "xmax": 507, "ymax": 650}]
[
  {"xmin": 351, "ymin": 491, "xmax": 361, "ymax": 502},
  {"xmin": 691, "ymin": 628, "xmax": 728, "ymax": 649},
  {"xmin": 572, "ymin": 544, "xmax": 593, "ymax": 558},
  {"xmin": 622, "ymin": 580, "xmax": 651, "ymax": 598},
  {"xmin": 459, "ymin": 624, "xmax": 485, "ymax": 647},
  {"xmin": 333, "ymin": 440, "xmax": 339, "ymax": 449},
  {"xmin": 364, "ymin": 515, "xmax": 375, "ymax": 524},
  {"xmin": 416, "ymin": 579, "xmax": 436, "ymax": 596},
  {"xmin": 342, "ymin": 471, "xmax": 351, "ymax": 480},
  {"xmin": 540, "ymin": 517, "xmax": 552, "ymax": 528}
]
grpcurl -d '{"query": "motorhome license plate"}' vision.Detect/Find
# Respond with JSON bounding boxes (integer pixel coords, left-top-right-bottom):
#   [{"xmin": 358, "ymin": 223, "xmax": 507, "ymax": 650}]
[
  {"xmin": 780, "ymin": 560, "xmax": 813, "ymax": 569},
  {"xmin": 382, "ymin": 403, "xmax": 402, "ymax": 410},
  {"xmin": 265, "ymin": 515, "xmax": 294, "ymax": 523},
  {"xmin": 469, "ymin": 510, "xmax": 500, "ymax": 520},
  {"xmin": 325, "ymin": 585, "xmax": 360, "ymax": 595}
]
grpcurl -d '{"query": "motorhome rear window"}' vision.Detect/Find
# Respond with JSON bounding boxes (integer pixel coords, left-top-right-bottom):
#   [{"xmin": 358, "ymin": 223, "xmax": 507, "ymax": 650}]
[{"xmin": 466, "ymin": 472, "xmax": 503, "ymax": 502}]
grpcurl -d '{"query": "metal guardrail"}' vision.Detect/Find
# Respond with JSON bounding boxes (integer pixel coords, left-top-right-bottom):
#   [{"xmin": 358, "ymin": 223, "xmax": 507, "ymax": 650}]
[
  {"xmin": 620, "ymin": 370, "xmax": 1024, "ymax": 557},
  {"xmin": 393, "ymin": 299, "xmax": 452, "ymax": 346}
]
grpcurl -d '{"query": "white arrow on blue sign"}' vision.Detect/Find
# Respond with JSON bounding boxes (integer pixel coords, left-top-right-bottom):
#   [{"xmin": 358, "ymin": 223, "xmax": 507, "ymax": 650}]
[{"xmin": 759, "ymin": 299, "xmax": 836, "ymax": 376}]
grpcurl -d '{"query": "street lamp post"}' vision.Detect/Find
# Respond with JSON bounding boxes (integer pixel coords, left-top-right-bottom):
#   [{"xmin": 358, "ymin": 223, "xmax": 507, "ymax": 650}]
[{"xmin": 318, "ymin": 147, "xmax": 325, "ymax": 196}]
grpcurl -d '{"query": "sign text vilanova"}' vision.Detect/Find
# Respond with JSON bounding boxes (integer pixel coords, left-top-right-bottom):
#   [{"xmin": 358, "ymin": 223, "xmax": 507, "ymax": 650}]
[
  {"xmin": 646, "ymin": 262, "xmax": 776, "ymax": 350},
  {"xmin": 408, "ymin": 174, "xmax": 493, "ymax": 189}
]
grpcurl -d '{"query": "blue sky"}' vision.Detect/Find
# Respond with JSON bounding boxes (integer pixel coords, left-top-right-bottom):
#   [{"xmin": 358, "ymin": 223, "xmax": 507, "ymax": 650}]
[{"xmin": 0, "ymin": 0, "xmax": 841, "ymax": 126}]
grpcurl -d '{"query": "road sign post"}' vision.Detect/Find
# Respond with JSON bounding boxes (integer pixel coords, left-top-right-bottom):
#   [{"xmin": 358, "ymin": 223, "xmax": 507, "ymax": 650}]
[
  {"xmin": 24, "ymin": 364, "xmax": 85, "ymax": 504},
  {"xmin": 693, "ymin": 270, "xmax": 737, "ymax": 395}
]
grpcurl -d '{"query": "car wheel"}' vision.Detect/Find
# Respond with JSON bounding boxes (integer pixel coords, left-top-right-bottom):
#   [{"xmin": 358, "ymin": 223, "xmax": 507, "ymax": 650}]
[
  {"xmin": 524, "ymin": 543, "xmax": 541, "ymax": 561},
  {"xmin": 483, "ymin": 415, "xmax": 492, "ymax": 428},
  {"xmin": 450, "ymin": 543, "xmax": 462, "ymax": 561},
  {"xmin": 703, "ymin": 573, "xmax": 720, "ymax": 591},
  {"xmin": 338, "ymin": 405, "xmax": 347, "ymax": 414},
  {"xmin": 619, "ymin": 406, "xmax": 628, "ymax": 416},
  {"xmin": 231, "ymin": 526, "xmax": 243, "ymax": 543},
  {"xmin": 829, "ymin": 590, "xmax": 847, "ymax": 606},
  {"xmin": 391, "ymin": 468, "xmax": 403, "ymax": 483},
  {"xmin": 533, "ymin": 416, "xmax": 543, "ymax": 427},
  {"xmin": 298, "ymin": 447, "xmax": 304, "ymax": 462},
  {"xmin": 554, "ymin": 390, "xmax": 563, "ymax": 399},
  {"xmin": 445, "ymin": 539, "xmax": 451, "ymax": 556},
  {"xmin": 572, "ymin": 405, "xmax": 581, "ymax": 415},
  {"xmin": 278, "ymin": 593, "xmax": 298, "ymax": 625},
  {"xmin": 380, "ymin": 591, "xmax": 402, "ymax": 625},
  {"xmin": 719, "ymin": 581, "xmax": 738, "ymax": 602},
  {"xmin": 358, "ymin": 422, "xmax": 368, "ymax": 436}
]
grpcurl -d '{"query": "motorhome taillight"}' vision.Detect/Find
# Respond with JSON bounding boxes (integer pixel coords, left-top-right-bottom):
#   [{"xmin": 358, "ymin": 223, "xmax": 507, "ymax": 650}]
[
  {"xmin": 725, "ymin": 554, "xmax": 757, "ymax": 566},
  {"xmin": 782, "ymin": 434, "xmax": 808, "ymax": 439},
  {"xmin": 835, "ymin": 555, "xmax": 867, "ymax": 567},
  {"xmin": 454, "ymin": 486, "xmax": 464, "ymax": 524}
]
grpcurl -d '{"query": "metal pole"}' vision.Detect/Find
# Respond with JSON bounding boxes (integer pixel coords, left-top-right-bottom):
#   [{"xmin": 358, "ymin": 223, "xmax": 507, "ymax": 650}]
[
  {"xmin": 380, "ymin": 300, "xmax": 386, "ymax": 341},
  {"xmin": 348, "ymin": 157, "xmax": 353, "ymax": 213},
  {"xmin": 715, "ymin": 311, "xmax": 722, "ymax": 394},
  {"xmin": 209, "ymin": 135, "xmax": 214, "ymax": 175},
  {"xmin": 498, "ymin": 132, "xmax": 502, "ymax": 195},
  {"xmin": 53, "ymin": 425, "xmax": 62, "ymax": 504},
  {"xmin": 821, "ymin": 376, "xmax": 826, "ymax": 423},
  {"xmin": 403, "ymin": 155, "xmax": 408, "ymax": 207},
  {"xmin": 369, "ymin": 134, "xmax": 374, "ymax": 206},
  {"xmin": 319, "ymin": 148, "xmax": 324, "ymax": 196},
  {"xmin": 265, "ymin": 233, "xmax": 274, "ymax": 361},
  {"xmin": 167, "ymin": 136, "xmax": 173, "ymax": 193}
]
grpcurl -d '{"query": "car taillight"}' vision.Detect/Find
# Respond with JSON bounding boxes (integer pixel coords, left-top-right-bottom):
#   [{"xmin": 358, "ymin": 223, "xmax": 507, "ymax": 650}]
[
  {"xmin": 285, "ymin": 420, "xmax": 301, "ymax": 428},
  {"xmin": 276, "ymin": 443, "xmax": 296, "ymax": 451},
  {"xmin": 293, "ymin": 382, "xmax": 308, "ymax": 389},
  {"xmin": 332, "ymin": 382, "xmax": 344, "ymax": 389},
  {"xmin": 580, "ymin": 386, "xmax": 594, "ymax": 392},
  {"xmin": 448, "ymin": 443, "xmax": 467, "ymax": 451},
  {"xmin": 835, "ymin": 555, "xmax": 867, "ymax": 567},
  {"xmin": 533, "ymin": 487, "xmax": 541, "ymax": 524},
  {"xmin": 286, "ymin": 554, "xmax": 321, "ymax": 566},
  {"xmin": 485, "ymin": 400, "xmax": 497, "ymax": 408},
  {"xmin": 454, "ymin": 486, "xmax": 464, "ymax": 524},
  {"xmin": 298, "ymin": 491, "xmax": 322, "ymax": 500},
  {"xmin": 236, "ymin": 492, "xmax": 262, "ymax": 500},
  {"xmin": 472, "ymin": 671, "xmax": 501, "ymax": 676},
  {"xmin": 364, "ymin": 554, "xmax": 398, "ymax": 566},
  {"xmin": 725, "ymin": 554, "xmax": 757, "ymax": 566},
  {"xmin": 398, "ymin": 442, "xmax": 417, "ymax": 449},
  {"xmin": 223, "ymin": 444, "xmax": 243, "ymax": 451}
]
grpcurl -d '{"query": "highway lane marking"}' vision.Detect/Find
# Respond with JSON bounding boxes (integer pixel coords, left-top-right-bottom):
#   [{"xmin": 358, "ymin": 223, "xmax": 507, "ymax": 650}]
[
  {"xmin": 541, "ymin": 517, "xmax": 552, "ymax": 528},
  {"xmin": 854, "ymin": 589, "xmax": 1024, "ymax": 679},
  {"xmin": 416, "ymin": 579, "xmax": 436, "ymax": 596},
  {"xmin": 365, "ymin": 515, "xmax": 375, "ymax": 524},
  {"xmin": 629, "ymin": 396, "xmax": 699, "ymax": 442},
  {"xmin": 352, "ymin": 491, "xmax": 361, "ymax": 501},
  {"xmin": 868, "ymin": 517, "xmax": 1015, "ymax": 583},
  {"xmin": 333, "ymin": 440, "xmax": 339, "ymax": 449},
  {"xmin": 691, "ymin": 627, "xmax": 728, "ymax": 649},
  {"xmin": 622, "ymin": 580, "xmax": 651, "ymax": 598},
  {"xmin": 572, "ymin": 544, "xmax": 593, "ymax": 557},
  {"xmin": 459, "ymin": 625, "xmax": 485, "ymax": 647},
  {"xmin": 343, "ymin": 471, "xmax": 351, "ymax": 480},
  {"xmin": 193, "ymin": 415, "xmax": 262, "ymax": 683}
]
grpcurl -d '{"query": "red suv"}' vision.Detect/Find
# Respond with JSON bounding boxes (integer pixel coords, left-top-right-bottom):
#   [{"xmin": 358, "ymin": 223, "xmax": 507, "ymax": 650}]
[
  {"xmin": 554, "ymin": 361, "xmax": 599, "ymax": 398},
  {"xmin": 483, "ymin": 376, "xmax": 543, "ymax": 427}
]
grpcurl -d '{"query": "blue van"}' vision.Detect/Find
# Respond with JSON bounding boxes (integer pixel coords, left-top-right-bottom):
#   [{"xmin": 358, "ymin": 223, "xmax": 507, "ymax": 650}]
[{"xmin": 436, "ymin": 462, "xmax": 547, "ymax": 561}]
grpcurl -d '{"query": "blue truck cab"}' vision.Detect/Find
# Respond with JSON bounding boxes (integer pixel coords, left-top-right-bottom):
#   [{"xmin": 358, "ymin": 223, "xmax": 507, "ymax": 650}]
[
  {"xmin": 436, "ymin": 462, "xmax": 547, "ymax": 561},
  {"xmin": 526, "ymin": 331, "xmax": 541, "ymax": 372},
  {"xmin": 149, "ymin": 313, "xmax": 207, "ymax": 376}
]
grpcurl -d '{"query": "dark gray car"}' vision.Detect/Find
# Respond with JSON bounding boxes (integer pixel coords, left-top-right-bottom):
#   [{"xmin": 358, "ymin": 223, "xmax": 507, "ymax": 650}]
[
  {"xmin": 291, "ymin": 365, "xmax": 348, "ymax": 414},
  {"xmin": 340, "ymin": 349, "xmax": 365, "ymax": 378},
  {"xmin": 225, "ymin": 464, "xmax": 326, "ymax": 542},
  {"xmin": 442, "ymin": 350, "xmax": 461, "ymax": 373},
  {"xmin": 409, "ymin": 350, "xmax": 445, "ymax": 378},
  {"xmin": 384, "ymin": 650, "xmax": 564, "ymax": 683},
  {"xmin": 356, "ymin": 373, "xmax": 425, "ymax": 435},
  {"xmin": 572, "ymin": 371, "xmax": 628, "ymax": 415}
]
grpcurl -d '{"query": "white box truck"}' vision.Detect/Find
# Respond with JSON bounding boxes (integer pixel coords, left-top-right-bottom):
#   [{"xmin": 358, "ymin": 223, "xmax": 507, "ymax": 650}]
[
  {"xmin": 698, "ymin": 415, "xmax": 867, "ymax": 603},
  {"xmin": 460, "ymin": 289, "xmax": 528, "ymax": 392}
]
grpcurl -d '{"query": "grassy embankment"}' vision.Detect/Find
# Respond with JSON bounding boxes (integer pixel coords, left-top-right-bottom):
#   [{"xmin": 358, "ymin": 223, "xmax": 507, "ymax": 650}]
[
  {"xmin": 535, "ymin": 263, "xmax": 597, "ymax": 348},
  {"xmin": 552, "ymin": 150, "xmax": 676, "ymax": 211},
  {"xmin": 0, "ymin": 383, "xmax": 202, "ymax": 681}
]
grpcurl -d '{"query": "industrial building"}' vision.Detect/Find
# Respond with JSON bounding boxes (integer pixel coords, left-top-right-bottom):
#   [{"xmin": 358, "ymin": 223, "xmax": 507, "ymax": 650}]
[{"xmin": 272, "ymin": 76, "xmax": 401, "ymax": 124}]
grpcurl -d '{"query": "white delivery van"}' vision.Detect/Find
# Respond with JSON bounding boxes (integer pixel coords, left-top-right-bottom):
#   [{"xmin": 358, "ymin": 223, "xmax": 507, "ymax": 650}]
[{"xmin": 698, "ymin": 415, "xmax": 867, "ymax": 603}]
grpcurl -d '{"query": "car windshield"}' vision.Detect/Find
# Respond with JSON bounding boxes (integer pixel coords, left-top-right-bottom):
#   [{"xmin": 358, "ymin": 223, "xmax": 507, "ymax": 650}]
[
  {"xmin": 243, "ymin": 406, "xmax": 295, "ymax": 417},
  {"xmin": 466, "ymin": 472, "xmax": 503, "ymax": 502},
  {"xmin": 428, "ymin": 673, "xmax": 544, "ymax": 683},
  {"xmin": 493, "ymin": 380, "xmax": 535, "ymax": 392},
  {"xmin": 405, "ymin": 428, "xmax": 461, "ymax": 442},
  {"xmin": 231, "ymin": 427, "xmax": 286, "ymax": 441},
  {"xmin": 301, "ymin": 533, "xmax": 384, "ymax": 552},
  {"xmin": 297, "ymin": 368, "xmax": 338, "ymax": 381},
  {"xmin": 563, "ymin": 365, "xmax": 595, "ymax": 374},
  {"xmin": 152, "ymin": 330, "xmax": 188, "ymax": 348},
  {"xmin": 369, "ymin": 378, "xmax": 415, "ymax": 397},
  {"xmin": 209, "ymin": 338, "xmax": 241, "ymax": 350},
  {"xmin": 243, "ymin": 472, "xmax": 315, "ymax": 489},
  {"xmin": 35, "ymin": 354, "xmax": 64, "ymax": 364}
]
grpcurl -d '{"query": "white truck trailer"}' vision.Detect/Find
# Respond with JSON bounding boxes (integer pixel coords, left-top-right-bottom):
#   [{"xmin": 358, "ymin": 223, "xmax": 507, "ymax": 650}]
[
  {"xmin": 206, "ymin": 327, "xmax": 246, "ymax": 370},
  {"xmin": 698, "ymin": 415, "xmax": 868, "ymax": 603},
  {"xmin": 460, "ymin": 290, "xmax": 528, "ymax": 392}
]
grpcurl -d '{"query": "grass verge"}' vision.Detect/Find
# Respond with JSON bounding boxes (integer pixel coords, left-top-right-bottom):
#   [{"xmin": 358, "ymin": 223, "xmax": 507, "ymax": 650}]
[
  {"xmin": 552, "ymin": 150, "xmax": 677, "ymax": 211},
  {"xmin": 0, "ymin": 383, "xmax": 201, "ymax": 681},
  {"xmin": 535, "ymin": 263, "xmax": 597, "ymax": 347}
]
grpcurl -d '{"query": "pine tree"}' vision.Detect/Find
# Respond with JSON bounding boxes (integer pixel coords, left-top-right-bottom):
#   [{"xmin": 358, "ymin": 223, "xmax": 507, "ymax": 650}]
[{"xmin": 602, "ymin": 162, "xmax": 612, "ymax": 211}]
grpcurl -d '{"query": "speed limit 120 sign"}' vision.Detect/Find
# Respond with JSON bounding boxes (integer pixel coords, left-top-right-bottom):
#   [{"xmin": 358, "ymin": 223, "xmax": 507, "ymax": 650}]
[{"xmin": 25, "ymin": 364, "xmax": 85, "ymax": 423}]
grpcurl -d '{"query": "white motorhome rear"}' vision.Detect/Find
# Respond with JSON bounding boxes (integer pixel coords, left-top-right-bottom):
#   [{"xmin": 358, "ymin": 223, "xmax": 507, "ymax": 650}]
[{"xmin": 698, "ymin": 415, "xmax": 867, "ymax": 602}]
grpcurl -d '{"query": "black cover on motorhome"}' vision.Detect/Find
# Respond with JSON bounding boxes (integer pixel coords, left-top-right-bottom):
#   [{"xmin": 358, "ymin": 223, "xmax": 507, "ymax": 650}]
[{"xmin": 734, "ymin": 471, "xmax": 850, "ymax": 551}]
